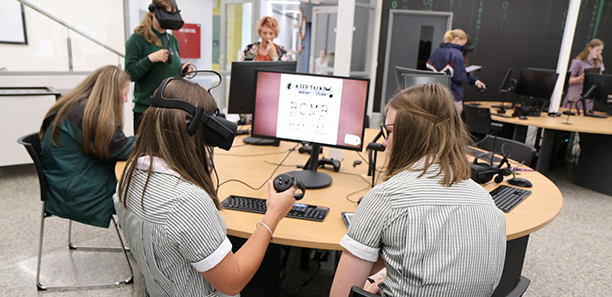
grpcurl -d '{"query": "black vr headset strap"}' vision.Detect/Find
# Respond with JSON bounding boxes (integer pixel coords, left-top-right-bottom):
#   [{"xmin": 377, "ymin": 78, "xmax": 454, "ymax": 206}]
[{"xmin": 150, "ymin": 77, "xmax": 237, "ymax": 150}]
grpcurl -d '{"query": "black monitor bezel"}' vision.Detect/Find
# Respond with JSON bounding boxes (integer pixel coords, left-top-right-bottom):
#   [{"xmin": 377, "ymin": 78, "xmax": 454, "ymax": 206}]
[
  {"xmin": 513, "ymin": 69, "xmax": 559, "ymax": 100},
  {"xmin": 251, "ymin": 69, "xmax": 370, "ymax": 152},
  {"xmin": 227, "ymin": 60, "xmax": 298, "ymax": 114}
]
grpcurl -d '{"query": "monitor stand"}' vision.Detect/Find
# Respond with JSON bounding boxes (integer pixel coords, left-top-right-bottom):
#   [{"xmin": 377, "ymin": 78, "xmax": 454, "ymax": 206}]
[
  {"xmin": 286, "ymin": 143, "xmax": 332, "ymax": 189},
  {"xmin": 243, "ymin": 137, "xmax": 280, "ymax": 146}
]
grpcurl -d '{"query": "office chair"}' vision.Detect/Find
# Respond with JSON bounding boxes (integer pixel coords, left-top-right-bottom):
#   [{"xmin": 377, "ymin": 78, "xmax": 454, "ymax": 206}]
[
  {"xmin": 463, "ymin": 104, "xmax": 492, "ymax": 142},
  {"xmin": 504, "ymin": 276, "xmax": 531, "ymax": 297},
  {"xmin": 17, "ymin": 133, "xmax": 133, "ymax": 290},
  {"xmin": 349, "ymin": 286, "xmax": 379, "ymax": 297},
  {"xmin": 478, "ymin": 134, "xmax": 536, "ymax": 167}
]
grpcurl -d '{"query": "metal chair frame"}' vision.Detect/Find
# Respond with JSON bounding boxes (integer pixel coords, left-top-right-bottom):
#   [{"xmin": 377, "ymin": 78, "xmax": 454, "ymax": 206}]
[{"xmin": 18, "ymin": 133, "xmax": 133, "ymax": 291}]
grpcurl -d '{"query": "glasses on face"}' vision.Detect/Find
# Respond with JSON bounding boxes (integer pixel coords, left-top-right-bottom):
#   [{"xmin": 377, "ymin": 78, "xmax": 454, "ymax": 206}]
[{"xmin": 381, "ymin": 124, "xmax": 394, "ymax": 140}]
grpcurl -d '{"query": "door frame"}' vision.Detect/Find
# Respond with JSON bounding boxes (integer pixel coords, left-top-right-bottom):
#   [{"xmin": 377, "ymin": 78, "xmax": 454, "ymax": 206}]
[
  {"xmin": 220, "ymin": 0, "xmax": 259, "ymax": 70},
  {"xmin": 380, "ymin": 10, "xmax": 452, "ymax": 102}
]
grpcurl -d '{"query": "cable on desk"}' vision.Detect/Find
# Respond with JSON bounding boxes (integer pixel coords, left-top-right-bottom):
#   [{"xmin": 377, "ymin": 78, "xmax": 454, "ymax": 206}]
[{"xmin": 217, "ymin": 143, "xmax": 301, "ymax": 191}]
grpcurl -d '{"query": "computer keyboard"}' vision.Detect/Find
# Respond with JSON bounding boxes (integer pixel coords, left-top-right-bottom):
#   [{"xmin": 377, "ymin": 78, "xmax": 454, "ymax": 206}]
[
  {"xmin": 489, "ymin": 185, "xmax": 532, "ymax": 212},
  {"xmin": 221, "ymin": 195, "xmax": 330, "ymax": 222},
  {"xmin": 467, "ymin": 146, "xmax": 503, "ymax": 163}
]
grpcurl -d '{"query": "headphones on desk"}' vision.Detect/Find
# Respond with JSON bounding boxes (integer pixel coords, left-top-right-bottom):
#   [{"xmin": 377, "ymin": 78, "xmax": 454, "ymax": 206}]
[
  {"xmin": 150, "ymin": 72, "xmax": 238, "ymax": 151},
  {"xmin": 470, "ymin": 154, "xmax": 513, "ymax": 184}
]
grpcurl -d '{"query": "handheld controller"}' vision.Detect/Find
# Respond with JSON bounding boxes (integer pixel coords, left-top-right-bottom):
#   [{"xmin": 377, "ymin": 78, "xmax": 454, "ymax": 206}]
[
  {"xmin": 273, "ymin": 174, "xmax": 305, "ymax": 200},
  {"xmin": 167, "ymin": 46, "xmax": 173, "ymax": 65}
]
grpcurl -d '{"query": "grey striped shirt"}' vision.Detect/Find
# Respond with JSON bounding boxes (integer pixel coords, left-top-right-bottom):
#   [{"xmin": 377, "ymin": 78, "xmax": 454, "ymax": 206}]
[
  {"xmin": 340, "ymin": 165, "xmax": 506, "ymax": 297},
  {"xmin": 114, "ymin": 156, "xmax": 236, "ymax": 297}
]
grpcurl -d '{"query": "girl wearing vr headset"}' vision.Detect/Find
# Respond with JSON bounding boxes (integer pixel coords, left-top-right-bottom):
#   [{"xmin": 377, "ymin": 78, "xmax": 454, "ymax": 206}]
[
  {"xmin": 39, "ymin": 65, "xmax": 135, "ymax": 228},
  {"xmin": 330, "ymin": 83, "xmax": 506, "ymax": 297},
  {"xmin": 125, "ymin": 0, "xmax": 194, "ymax": 132},
  {"xmin": 114, "ymin": 78, "xmax": 297, "ymax": 296},
  {"xmin": 426, "ymin": 29, "xmax": 487, "ymax": 112},
  {"xmin": 241, "ymin": 16, "xmax": 288, "ymax": 61}
]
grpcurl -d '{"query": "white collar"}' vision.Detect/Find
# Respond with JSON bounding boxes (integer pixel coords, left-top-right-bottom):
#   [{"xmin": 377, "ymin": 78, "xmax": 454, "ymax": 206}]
[{"xmin": 135, "ymin": 155, "xmax": 182, "ymax": 179}]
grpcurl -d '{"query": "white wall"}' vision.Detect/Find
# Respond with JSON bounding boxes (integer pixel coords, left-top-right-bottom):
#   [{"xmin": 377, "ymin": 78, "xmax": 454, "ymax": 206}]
[{"xmin": 0, "ymin": 0, "xmax": 125, "ymax": 71}]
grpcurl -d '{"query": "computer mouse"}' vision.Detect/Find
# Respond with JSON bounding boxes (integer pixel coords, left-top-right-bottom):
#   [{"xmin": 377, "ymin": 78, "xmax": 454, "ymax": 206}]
[
  {"xmin": 518, "ymin": 115, "xmax": 528, "ymax": 120},
  {"xmin": 508, "ymin": 177, "xmax": 532, "ymax": 188}
]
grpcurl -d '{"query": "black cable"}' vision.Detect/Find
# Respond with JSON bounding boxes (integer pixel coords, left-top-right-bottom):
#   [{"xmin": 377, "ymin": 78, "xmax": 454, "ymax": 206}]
[{"xmin": 218, "ymin": 143, "xmax": 301, "ymax": 191}]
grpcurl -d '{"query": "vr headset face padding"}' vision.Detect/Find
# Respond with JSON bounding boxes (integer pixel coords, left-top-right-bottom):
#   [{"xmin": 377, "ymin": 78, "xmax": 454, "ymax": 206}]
[
  {"xmin": 150, "ymin": 77, "xmax": 238, "ymax": 151},
  {"xmin": 148, "ymin": 2, "xmax": 184, "ymax": 30}
]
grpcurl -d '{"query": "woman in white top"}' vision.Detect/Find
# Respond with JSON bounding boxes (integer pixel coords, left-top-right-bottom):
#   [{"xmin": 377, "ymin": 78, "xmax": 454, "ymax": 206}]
[{"xmin": 330, "ymin": 83, "xmax": 506, "ymax": 297}]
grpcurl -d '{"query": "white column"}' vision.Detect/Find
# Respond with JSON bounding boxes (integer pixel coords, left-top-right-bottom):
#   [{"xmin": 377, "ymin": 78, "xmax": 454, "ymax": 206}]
[
  {"xmin": 550, "ymin": 0, "xmax": 581, "ymax": 112},
  {"xmin": 333, "ymin": 0, "xmax": 356, "ymax": 77}
]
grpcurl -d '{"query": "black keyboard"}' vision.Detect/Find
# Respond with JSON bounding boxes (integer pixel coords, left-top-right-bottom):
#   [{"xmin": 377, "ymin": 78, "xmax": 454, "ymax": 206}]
[
  {"xmin": 221, "ymin": 195, "xmax": 330, "ymax": 222},
  {"xmin": 467, "ymin": 146, "xmax": 503, "ymax": 163},
  {"xmin": 489, "ymin": 185, "xmax": 532, "ymax": 212}
]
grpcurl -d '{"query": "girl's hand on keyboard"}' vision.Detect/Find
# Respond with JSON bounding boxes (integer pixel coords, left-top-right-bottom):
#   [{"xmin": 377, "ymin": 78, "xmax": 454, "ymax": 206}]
[{"xmin": 264, "ymin": 180, "xmax": 297, "ymax": 226}]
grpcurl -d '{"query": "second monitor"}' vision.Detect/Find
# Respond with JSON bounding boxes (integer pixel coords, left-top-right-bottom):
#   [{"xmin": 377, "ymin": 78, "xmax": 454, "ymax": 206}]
[{"xmin": 252, "ymin": 70, "xmax": 370, "ymax": 189}]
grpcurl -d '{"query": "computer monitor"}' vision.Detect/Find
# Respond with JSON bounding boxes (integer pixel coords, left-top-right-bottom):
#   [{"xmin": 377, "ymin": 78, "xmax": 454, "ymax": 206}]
[
  {"xmin": 251, "ymin": 70, "xmax": 370, "ymax": 189},
  {"xmin": 394, "ymin": 66, "xmax": 445, "ymax": 90},
  {"xmin": 513, "ymin": 69, "xmax": 559, "ymax": 100},
  {"xmin": 227, "ymin": 61, "xmax": 298, "ymax": 114},
  {"xmin": 402, "ymin": 72, "xmax": 451, "ymax": 90},
  {"xmin": 584, "ymin": 67, "xmax": 601, "ymax": 74},
  {"xmin": 581, "ymin": 72, "xmax": 612, "ymax": 117}
]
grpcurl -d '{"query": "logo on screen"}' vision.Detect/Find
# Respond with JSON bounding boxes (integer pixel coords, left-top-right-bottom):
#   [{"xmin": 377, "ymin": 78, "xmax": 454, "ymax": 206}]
[{"xmin": 287, "ymin": 82, "xmax": 334, "ymax": 98}]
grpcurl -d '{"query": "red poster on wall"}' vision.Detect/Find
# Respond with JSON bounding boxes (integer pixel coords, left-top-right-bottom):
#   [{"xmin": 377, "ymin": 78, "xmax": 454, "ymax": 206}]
[{"xmin": 174, "ymin": 23, "xmax": 201, "ymax": 59}]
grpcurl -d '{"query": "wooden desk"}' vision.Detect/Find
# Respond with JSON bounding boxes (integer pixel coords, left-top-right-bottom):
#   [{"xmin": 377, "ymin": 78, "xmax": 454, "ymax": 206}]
[
  {"xmin": 115, "ymin": 129, "xmax": 562, "ymax": 296},
  {"xmin": 481, "ymin": 101, "xmax": 612, "ymax": 195},
  {"xmin": 115, "ymin": 130, "xmax": 562, "ymax": 246}
]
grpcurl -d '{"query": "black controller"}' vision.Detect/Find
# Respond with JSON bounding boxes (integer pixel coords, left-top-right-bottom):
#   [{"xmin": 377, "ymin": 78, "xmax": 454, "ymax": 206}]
[
  {"xmin": 273, "ymin": 174, "xmax": 305, "ymax": 200},
  {"xmin": 167, "ymin": 46, "xmax": 173, "ymax": 65}
]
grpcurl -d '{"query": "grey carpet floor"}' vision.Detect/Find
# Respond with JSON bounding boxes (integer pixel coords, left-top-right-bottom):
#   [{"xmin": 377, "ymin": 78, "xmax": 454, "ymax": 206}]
[{"xmin": 1, "ymin": 163, "xmax": 610, "ymax": 296}]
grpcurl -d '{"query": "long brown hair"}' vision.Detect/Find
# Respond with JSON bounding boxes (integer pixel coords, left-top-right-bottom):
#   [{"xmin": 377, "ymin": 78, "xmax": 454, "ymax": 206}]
[
  {"xmin": 384, "ymin": 83, "xmax": 472, "ymax": 186},
  {"xmin": 134, "ymin": 0, "xmax": 178, "ymax": 47},
  {"xmin": 575, "ymin": 38, "xmax": 605, "ymax": 66},
  {"xmin": 117, "ymin": 78, "xmax": 221, "ymax": 210},
  {"xmin": 40, "ymin": 65, "xmax": 129, "ymax": 160}
]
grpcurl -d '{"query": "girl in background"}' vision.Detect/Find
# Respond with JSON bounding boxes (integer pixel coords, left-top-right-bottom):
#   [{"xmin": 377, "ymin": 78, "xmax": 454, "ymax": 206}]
[
  {"xmin": 242, "ymin": 16, "xmax": 288, "ymax": 61},
  {"xmin": 562, "ymin": 38, "xmax": 605, "ymax": 112}
]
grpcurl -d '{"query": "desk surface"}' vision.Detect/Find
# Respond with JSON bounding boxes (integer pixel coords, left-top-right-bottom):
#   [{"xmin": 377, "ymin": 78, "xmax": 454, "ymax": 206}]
[
  {"xmin": 115, "ymin": 129, "xmax": 563, "ymax": 250},
  {"xmin": 481, "ymin": 102, "xmax": 612, "ymax": 134}
]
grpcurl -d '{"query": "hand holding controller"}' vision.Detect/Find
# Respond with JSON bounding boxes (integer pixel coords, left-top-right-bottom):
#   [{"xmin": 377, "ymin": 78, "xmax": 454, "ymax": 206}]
[{"xmin": 273, "ymin": 174, "xmax": 305, "ymax": 200}]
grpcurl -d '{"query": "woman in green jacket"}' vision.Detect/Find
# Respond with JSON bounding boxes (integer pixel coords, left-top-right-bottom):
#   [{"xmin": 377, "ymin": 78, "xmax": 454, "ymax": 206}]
[
  {"xmin": 39, "ymin": 65, "xmax": 135, "ymax": 228},
  {"xmin": 125, "ymin": 0, "xmax": 194, "ymax": 132}
]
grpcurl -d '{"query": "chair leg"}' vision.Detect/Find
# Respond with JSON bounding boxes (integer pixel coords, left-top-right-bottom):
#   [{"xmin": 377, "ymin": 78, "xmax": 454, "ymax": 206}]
[
  {"xmin": 36, "ymin": 205, "xmax": 47, "ymax": 291},
  {"xmin": 36, "ymin": 213, "xmax": 134, "ymax": 290},
  {"xmin": 111, "ymin": 216, "xmax": 134, "ymax": 284},
  {"xmin": 68, "ymin": 219, "xmax": 130, "ymax": 252}
]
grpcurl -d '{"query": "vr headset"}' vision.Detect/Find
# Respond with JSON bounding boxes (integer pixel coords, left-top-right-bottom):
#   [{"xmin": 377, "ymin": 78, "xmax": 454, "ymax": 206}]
[
  {"xmin": 470, "ymin": 153, "xmax": 512, "ymax": 184},
  {"xmin": 148, "ymin": 1, "xmax": 184, "ymax": 30},
  {"xmin": 150, "ymin": 72, "xmax": 237, "ymax": 150},
  {"xmin": 462, "ymin": 34, "xmax": 475, "ymax": 54}
]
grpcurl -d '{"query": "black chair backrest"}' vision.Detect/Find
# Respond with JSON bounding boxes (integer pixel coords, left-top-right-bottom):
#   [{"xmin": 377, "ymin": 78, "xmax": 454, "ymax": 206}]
[
  {"xmin": 478, "ymin": 134, "xmax": 537, "ymax": 166},
  {"xmin": 17, "ymin": 133, "xmax": 48, "ymax": 202},
  {"xmin": 463, "ymin": 104, "xmax": 492, "ymax": 135}
]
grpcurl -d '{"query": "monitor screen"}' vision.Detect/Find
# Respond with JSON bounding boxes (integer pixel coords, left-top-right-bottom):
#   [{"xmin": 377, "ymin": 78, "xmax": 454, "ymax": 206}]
[
  {"xmin": 227, "ymin": 61, "xmax": 297, "ymax": 114},
  {"xmin": 395, "ymin": 66, "xmax": 445, "ymax": 90},
  {"xmin": 251, "ymin": 70, "xmax": 370, "ymax": 189},
  {"xmin": 402, "ymin": 73, "xmax": 451, "ymax": 89},
  {"xmin": 513, "ymin": 69, "xmax": 559, "ymax": 100},
  {"xmin": 584, "ymin": 67, "xmax": 601, "ymax": 74},
  {"xmin": 583, "ymin": 72, "xmax": 612, "ymax": 101},
  {"xmin": 252, "ymin": 71, "xmax": 369, "ymax": 151}
]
